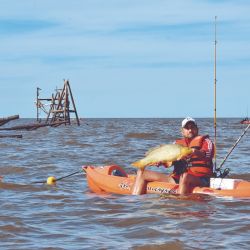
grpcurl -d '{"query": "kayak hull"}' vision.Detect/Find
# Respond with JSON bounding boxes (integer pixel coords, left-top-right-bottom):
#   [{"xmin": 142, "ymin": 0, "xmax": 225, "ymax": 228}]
[{"xmin": 83, "ymin": 165, "xmax": 250, "ymax": 198}]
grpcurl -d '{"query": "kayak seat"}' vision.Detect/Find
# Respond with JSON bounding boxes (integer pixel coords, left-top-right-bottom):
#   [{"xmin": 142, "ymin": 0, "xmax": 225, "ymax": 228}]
[
  {"xmin": 88, "ymin": 165, "xmax": 128, "ymax": 178},
  {"xmin": 108, "ymin": 165, "xmax": 128, "ymax": 177},
  {"xmin": 111, "ymin": 169, "xmax": 127, "ymax": 177}
]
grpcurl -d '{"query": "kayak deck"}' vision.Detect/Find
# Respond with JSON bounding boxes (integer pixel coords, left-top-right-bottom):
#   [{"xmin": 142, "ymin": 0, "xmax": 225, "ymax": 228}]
[{"xmin": 83, "ymin": 165, "xmax": 250, "ymax": 198}]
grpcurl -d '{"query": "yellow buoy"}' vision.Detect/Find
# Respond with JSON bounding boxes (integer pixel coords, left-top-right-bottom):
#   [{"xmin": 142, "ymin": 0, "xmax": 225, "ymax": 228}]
[{"xmin": 47, "ymin": 176, "xmax": 56, "ymax": 185}]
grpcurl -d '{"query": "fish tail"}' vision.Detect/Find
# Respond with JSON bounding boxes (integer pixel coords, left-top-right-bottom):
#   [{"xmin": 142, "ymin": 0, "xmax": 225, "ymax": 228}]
[{"xmin": 131, "ymin": 160, "xmax": 144, "ymax": 169}]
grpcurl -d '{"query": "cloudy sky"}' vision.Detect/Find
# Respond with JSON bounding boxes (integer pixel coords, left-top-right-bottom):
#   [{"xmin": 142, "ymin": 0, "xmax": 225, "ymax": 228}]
[{"xmin": 0, "ymin": 0, "xmax": 250, "ymax": 118}]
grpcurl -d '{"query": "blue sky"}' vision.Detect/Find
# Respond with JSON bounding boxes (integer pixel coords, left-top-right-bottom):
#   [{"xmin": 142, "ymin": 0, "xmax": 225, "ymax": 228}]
[{"xmin": 0, "ymin": 0, "xmax": 250, "ymax": 118}]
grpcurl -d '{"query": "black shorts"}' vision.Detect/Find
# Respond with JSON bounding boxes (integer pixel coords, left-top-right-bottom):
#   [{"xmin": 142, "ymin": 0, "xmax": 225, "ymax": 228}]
[{"xmin": 200, "ymin": 176, "xmax": 210, "ymax": 187}]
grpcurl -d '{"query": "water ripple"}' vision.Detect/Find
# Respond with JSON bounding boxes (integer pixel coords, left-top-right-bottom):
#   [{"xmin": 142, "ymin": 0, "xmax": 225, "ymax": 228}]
[{"xmin": 0, "ymin": 118, "xmax": 249, "ymax": 249}]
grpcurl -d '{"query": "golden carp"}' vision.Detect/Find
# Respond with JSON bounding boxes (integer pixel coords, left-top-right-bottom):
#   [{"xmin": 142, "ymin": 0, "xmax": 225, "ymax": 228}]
[{"xmin": 131, "ymin": 144, "xmax": 193, "ymax": 169}]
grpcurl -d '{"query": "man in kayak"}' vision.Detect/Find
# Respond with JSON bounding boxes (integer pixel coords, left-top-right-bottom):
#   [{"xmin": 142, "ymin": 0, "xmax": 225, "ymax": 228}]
[{"xmin": 132, "ymin": 117, "xmax": 215, "ymax": 195}]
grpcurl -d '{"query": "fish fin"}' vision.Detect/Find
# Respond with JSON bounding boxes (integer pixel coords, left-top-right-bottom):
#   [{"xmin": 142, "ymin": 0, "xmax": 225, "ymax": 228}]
[{"xmin": 131, "ymin": 160, "xmax": 145, "ymax": 169}]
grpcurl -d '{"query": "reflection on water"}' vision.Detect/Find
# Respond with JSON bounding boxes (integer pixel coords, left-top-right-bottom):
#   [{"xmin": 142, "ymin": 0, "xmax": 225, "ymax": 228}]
[{"xmin": 0, "ymin": 118, "xmax": 250, "ymax": 249}]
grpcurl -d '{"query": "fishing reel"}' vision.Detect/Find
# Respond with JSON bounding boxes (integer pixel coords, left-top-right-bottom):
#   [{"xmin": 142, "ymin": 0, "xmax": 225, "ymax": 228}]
[{"xmin": 215, "ymin": 168, "xmax": 230, "ymax": 178}]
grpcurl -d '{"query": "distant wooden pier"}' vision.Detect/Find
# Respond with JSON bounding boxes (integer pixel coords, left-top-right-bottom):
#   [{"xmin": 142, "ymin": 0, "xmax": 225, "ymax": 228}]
[
  {"xmin": 36, "ymin": 79, "xmax": 80, "ymax": 126},
  {"xmin": 0, "ymin": 79, "xmax": 81, "ymax": 135}
]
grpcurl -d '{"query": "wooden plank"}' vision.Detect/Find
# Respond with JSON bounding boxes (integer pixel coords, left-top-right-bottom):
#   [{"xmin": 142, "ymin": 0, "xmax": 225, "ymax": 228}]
[
  {"xmin": 0, "ymin": 121, "xmax": 66, "ymax": 131},
  {"xmin": 0, "ymin": 115, "xmax": 19, "ymax": 121},
  {"xmin": 0, "ymin": 115, "xmax": 20, "ymax": 126},
  {"xmin": 38, "ymin": 98, "xmax": 52, "ymax": 101},
  {"xmin": 51, "ymin": 110, "xmax": 64, "ymax": 113}
]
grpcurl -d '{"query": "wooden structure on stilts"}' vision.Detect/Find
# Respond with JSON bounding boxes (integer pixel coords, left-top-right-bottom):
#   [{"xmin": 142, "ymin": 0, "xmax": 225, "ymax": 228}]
[
  {"xmin": 0, "ymin": 80, "xmax": 80, "ymax": 132},
  {"xmin": 36, "ymin": 80, "xmax": 80, "ymax": 126}
]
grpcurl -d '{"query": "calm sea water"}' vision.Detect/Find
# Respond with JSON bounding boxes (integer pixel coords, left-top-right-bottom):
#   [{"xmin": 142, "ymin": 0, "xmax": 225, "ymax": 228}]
[{"xmin": 0, "ymin": 118, "xmax": 250, "ymax": 250}]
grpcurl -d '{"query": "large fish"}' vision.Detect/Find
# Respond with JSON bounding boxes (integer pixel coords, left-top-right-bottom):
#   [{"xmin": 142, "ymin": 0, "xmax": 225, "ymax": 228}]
[{"xmin": 131, "ymin": 144, "xmax": 193, "ymax": 169}]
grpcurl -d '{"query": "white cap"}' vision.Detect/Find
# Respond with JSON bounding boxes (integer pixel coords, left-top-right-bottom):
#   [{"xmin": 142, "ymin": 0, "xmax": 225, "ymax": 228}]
[{"xmin": 181, "ymin": 117, "xmax": 197, "ymax": 128}]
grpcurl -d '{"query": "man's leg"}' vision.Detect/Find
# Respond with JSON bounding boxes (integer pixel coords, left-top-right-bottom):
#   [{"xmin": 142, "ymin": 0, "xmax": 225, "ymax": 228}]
[
  {"xmin": 179, "ymin": 172, "xmax": 202, "ymax": 195},
  {"xmin": 132, "ymin": 169, "xmax": 175, "ymax": 195}
]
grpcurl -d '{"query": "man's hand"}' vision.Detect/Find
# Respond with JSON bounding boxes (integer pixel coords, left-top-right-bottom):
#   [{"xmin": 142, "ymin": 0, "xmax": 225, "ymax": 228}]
[{"xmin": 155, "ymin": 161, "xmax": 171, "ymax": 168}]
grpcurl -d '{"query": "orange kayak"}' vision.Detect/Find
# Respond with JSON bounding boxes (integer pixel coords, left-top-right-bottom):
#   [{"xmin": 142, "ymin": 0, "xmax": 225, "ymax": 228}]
[{"xmin": 83, "ymin": 165, "xmax": 250, "ymax": 198}]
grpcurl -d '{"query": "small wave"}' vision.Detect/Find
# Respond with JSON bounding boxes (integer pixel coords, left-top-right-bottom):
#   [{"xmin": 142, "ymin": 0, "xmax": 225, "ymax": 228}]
[
  {"xmin": 0, "ymin": 143, "xmax": 10, "ymax": 148},
  {"xmin": 230, "ymin": 173, "xmax": 250, "ymax": 181},
  {"xmin": 0, "ymin": 182, "xmax": 46, "ymax": 192},
  {"xmin": 64, "ymin": 140, "xmax": 93, "ymax": 148},
  {"xmin": 125, "ymin": 132, "xmax": 158, "ymax": 140},
  {"xmin": 0, "ymin": 224, "xmax": 28, "ymax": 234},
  {"xmin": 0, "ymin": 166, "xmax": 26, "ymax": 175},
  {"xmin": 110, "ymin": 143, "xmax": 124, "ymax": 148},
  {"xmin": 132, "ymin": 241, "xmax": 184, "ymax": 250}
]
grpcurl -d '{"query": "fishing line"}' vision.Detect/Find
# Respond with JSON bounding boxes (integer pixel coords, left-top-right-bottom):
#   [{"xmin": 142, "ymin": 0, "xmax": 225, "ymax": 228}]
[
  {"xmin": 31, "ymin": 168, "xmax": 84, "ymax": 185},
  {"xmin": 55, "ymin": 169, "xmax": 83, "ymax": 181},
  {"xmin": 217, "ymin": 123, "xmax": 250, "ymax": 176}
]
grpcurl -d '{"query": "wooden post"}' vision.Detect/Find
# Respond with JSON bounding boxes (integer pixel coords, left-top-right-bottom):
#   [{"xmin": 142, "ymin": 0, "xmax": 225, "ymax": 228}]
[
  {"xmin": 36, "ymin": 87, "xmax": 40, "ymax": 122},
  {"xmin": 66, "ymin": 80, "xmax": 80, "ymax": 126},
  {"xmin": 36, "ymin": 87, "xmax": 52, "ymax": 123}
]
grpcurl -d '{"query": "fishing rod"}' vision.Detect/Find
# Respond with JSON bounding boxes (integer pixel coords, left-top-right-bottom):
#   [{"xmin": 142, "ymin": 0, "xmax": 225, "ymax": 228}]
[
  {"xmin": 212, "ymin": 17, "xmax": 249, "ymax": 176},
  {"xmin": 218, "ymin": 123, "xmax": 250, "ymax": 171},
  {"xmin": 214, "ymin": 16, "xmax": 217, "ymax": 171}
]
